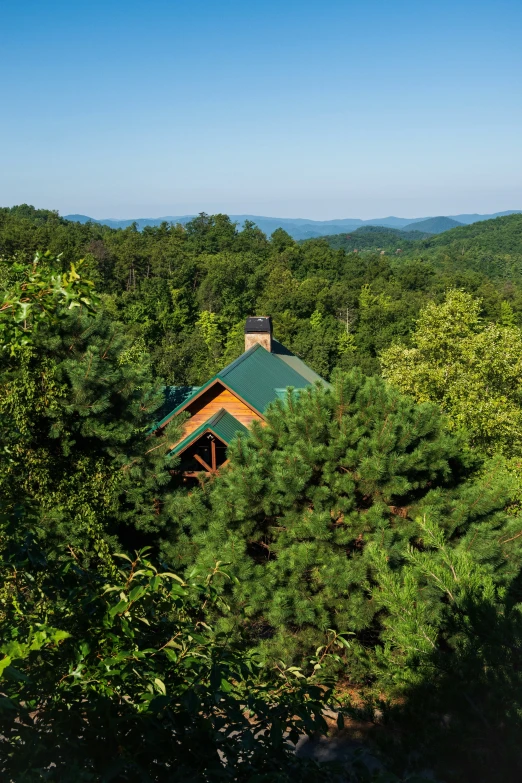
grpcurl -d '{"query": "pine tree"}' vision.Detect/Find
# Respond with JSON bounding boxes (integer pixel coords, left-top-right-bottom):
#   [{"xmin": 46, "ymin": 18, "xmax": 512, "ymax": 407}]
[
  {"xmin": 368, "ymin": 511, "xmax": 522, "ymax": 782},
  {"xmin": 165, "ymin": 370, "xmax": 519, "ymax": 670},
  {"xmin": 0, "ymin": 297, "xmax": 181, "ymax": 558}
]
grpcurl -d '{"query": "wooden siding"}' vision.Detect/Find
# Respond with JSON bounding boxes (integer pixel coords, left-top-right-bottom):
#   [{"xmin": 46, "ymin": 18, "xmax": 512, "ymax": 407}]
[{"xmin": 169, "ymin": 383, "xmax": 263, "ymax": 449}]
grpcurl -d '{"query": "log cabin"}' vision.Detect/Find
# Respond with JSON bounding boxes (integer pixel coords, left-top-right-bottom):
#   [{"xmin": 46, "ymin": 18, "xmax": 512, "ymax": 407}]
[{"xmin": 152, "ymin": 316, "xmax": 327, "ymax": 478}]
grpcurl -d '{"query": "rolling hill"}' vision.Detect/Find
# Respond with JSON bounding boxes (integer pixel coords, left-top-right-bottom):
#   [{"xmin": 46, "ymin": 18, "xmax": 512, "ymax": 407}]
[
  {"xmin": 315, "ymin": 213, "xmax": 522, "ymax": 281},
  {"xmin": 314, "ymin": 225, "xmax": 433, "ymax": 252},
  {"xmin": 420, "ymin": 213, "xmax": 522, "ymax": 255},
  {"xmin": 401, "ymin": 216, "xmax": 463, "ymax": 233}
]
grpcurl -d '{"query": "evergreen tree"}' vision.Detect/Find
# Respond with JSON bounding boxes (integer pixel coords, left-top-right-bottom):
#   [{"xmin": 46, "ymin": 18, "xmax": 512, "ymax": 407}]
[
  {"xmin": 165, "ymin": 371, "xmax": 519, "ymax": 669},
  {"xmin": 366, "ymin": 512, "xmax": 522, "ymax": 782},
  {"xmin": 0, "ymin": 256, "xmax": 180, "ymax": 558}
]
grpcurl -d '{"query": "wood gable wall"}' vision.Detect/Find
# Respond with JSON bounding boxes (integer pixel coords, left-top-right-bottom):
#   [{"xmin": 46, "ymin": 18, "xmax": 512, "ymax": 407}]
[{"xmin": 169, "ymin": 382, "xmax": 263, "ymax": 449}]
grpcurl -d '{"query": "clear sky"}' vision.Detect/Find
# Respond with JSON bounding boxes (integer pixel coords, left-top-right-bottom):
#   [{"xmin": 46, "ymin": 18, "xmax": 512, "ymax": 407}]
[{"xmin": 1, "ymin": 0, "xmax": 522, "ymax": 219}]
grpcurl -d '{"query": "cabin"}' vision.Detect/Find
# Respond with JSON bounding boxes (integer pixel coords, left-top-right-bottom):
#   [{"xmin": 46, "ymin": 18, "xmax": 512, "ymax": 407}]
[{"xmin": 152, "ymin": 316, "xmax": 327, "ymax": 478}]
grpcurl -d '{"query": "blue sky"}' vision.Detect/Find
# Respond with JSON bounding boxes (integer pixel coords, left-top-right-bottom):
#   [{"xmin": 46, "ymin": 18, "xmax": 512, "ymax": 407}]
[{"xmin": 1, "ymin": 0, "xmax": 522, "ymax": 219}]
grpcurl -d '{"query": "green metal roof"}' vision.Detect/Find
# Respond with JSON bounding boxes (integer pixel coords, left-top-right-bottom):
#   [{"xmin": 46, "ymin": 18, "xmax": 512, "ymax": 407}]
[
  {"xmin": 271, "ymin": 339, "xmax": 330, "ymax": 386},
  {"xmin": 168, "ymin": 408, "xmax": 249, "ymax": 457},
  {"xmin": 210, "ymin": 408, "xmax": 250, "ymax": 443},
  {"xmin": 154, "ymin": 342, "xmax": 327, "ymax": 433},
  {"xmin": 218, "ymin": 343, "xmax": 312, "ymax": 411},
  {"xmin": 154, "ymin": 343, "xmax": 317, "ymax": 430}
]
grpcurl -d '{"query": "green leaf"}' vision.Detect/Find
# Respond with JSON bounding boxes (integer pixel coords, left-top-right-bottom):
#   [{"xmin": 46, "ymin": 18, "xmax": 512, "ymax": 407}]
[
  {"xmin": 160, "ymin": 572, "xmax": 186, "ymax": 584},
  {"xmin": 113, "ymin": 553, "xmax": 133, "ymax": 562},
  {"xmin": 51, "ymin": 630, "xmax": 71, "ymax": 644},
  {"xmin": 335, "ymin": 634, "xmax": 352, "ymax": 649},
  {"xmin": 128, "ymin": 585, "xmax": 146, "ymax": 603},
  {"xmin": 0, "ymin": 656, "xmax": 12, "ymax": 678},
  {"xmin": 109, "ymin": 599, "xmax": 128, "ymax": 618},
  {"xmin": 154, "ymin": 678, "xmax": 166, "ymax": 695}
]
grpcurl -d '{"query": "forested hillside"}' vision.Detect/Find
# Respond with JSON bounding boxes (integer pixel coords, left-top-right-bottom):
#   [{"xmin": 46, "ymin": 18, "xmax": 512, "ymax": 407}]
[
  {"xmin": 315, "ymin": 225, "xmax": 433, "ymax": 252},
  {"xmin": 401, "ymin": 215, "xmax": 463, "ymax": 233},
  {"xmin": 3, "ymin": 205, "xmax": 522, "ymax": 383},
  {"xmin": 401, "ymin": 213, "xmax": 522, "ymax": 284},
  {"xmin": 420, "ymin": 211, "xmax": 522, "ymax": 255},
  {"xmin": 2, "ymin": 204, "xmax": 522, "ymax": 781}
]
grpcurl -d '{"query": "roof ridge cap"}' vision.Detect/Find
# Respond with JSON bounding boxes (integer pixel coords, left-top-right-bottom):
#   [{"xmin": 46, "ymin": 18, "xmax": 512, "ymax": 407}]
[{"xmin": 208, "ymin": 407, "xmax": 228, "ymax": 425}]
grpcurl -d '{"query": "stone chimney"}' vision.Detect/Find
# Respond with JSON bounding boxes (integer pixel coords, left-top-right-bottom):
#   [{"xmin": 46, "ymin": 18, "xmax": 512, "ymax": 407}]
[{"xmin": 244, "ymin": 316, "xmax": 272, "ymax": 352}]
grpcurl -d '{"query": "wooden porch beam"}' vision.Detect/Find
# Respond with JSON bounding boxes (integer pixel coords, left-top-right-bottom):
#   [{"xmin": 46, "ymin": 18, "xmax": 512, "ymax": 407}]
[{"xmin": 194, "ymin": 453, "xmax": 213, "ymax": 472}]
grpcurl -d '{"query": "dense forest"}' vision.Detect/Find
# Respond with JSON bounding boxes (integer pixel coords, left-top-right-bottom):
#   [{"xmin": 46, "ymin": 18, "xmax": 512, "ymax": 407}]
[
  {"xmin": 2, "ymin": 205, "xmax": 522, "ymax": 781},
  {"xmin": 310, "ymin": 225, "xmax": 434, "ymax": 252},
  {"xmin": 3, "ymin": 205, "xmax": 522, "ymax": 383}
]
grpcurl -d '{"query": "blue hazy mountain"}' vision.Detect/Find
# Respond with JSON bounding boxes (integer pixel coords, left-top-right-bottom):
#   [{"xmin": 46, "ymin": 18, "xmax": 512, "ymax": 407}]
[
  {"xmin": 450, "ymin": 210, "xmax": 522, "ymax": 225},
  {"xmin": 64, "ymin": 211, "xmax": 522, "ymax": 240},
  {"xmin": 401, "ymin": 216, "xmax": 463, "ymax": 234}
]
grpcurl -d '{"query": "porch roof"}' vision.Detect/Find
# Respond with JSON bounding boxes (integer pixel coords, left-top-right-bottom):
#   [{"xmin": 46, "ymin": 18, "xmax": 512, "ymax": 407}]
[{"xmin": 168, "ymin": 408, "xmax": 249, "ymax": 458}]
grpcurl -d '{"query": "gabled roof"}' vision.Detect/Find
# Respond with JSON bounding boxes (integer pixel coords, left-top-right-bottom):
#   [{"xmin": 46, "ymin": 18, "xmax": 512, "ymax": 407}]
[
  {"xmin": 168, "ymin": 408, "xmax": 249, "ymax": 457},
  {"xmin": 218, "ymin": 343, "xmax": 312, "ymax": 411},
  {"xmin": 154, "ymin": 343, "xmax": 314, "ymax": 430},
  {"xmin": 271, "ymin": 339, "xmax": 329, "ymax": 386}
]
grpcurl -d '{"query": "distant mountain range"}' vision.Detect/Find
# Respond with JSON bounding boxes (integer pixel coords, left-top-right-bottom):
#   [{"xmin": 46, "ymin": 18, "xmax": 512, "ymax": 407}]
[
  {"xmin": 401, "ymin": 216, "xmax": 464, "ymax": 234},
  {"xmin": 64, "ymin": 210, "xmax": 522, "ymax": 240}
]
